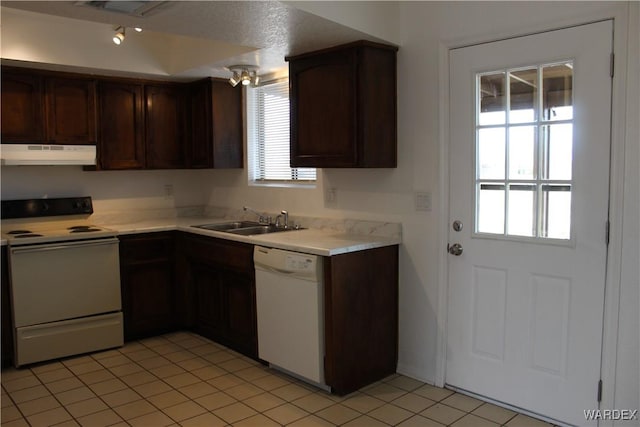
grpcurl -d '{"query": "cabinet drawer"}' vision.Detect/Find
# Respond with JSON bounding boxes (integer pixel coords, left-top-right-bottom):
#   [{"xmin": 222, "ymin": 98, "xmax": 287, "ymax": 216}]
[
  {"xmin": 119, "ymin": 233, "xmax": 173, "ymax": 264},
  {"xmin": 184, "ymin": 235, "xmax": 253, "ymax": 271}
]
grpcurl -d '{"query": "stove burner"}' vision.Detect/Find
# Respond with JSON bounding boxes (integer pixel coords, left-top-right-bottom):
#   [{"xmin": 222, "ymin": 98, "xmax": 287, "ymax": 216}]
[
  {"xmin": 70, "ymin": 228, "xmax": 102, "ymax": 233},
  {"xmin": 7, "ymin": 230, "xmax": 33, "ymax": 235},
  {"xmin": 14, "ymin": 233, "xmax": 43, "ymax": 238}
]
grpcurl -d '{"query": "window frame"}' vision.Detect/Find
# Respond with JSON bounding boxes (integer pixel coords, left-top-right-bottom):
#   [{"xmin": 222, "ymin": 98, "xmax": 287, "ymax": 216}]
[{"xmin": 473, "ymin": 61, "xmax": 575, "ymax": 244}]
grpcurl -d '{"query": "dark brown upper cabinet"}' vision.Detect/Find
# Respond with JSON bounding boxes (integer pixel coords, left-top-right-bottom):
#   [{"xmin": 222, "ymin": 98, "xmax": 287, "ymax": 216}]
[
  {"xmin": 188, "ymin": 78, "xmax": 243, "ymax": 169},
  {"xmin": 46, "ymin": 77, "xmax": 97, "ymax": 145},
  {"xmin": 1, "ymin": 66, "xmax": 244, "ymax": 170},
  {"xmin": 98, "ymin": 82, "xmax": 146, "ymax": 170},
  {"xmin": 1, "ymin": 70, "xmax": 45, "ymax": 143},
  {"xmin": 1, "ymin": 68, "xmax": 96, "ymax": 145},
  {"xmin": 145, "ymin": 84, "xmax": 187, "ymax": 169},
  {"xmin": 287, "ymin": 41, "xmax": 398, "ymax": 168}
]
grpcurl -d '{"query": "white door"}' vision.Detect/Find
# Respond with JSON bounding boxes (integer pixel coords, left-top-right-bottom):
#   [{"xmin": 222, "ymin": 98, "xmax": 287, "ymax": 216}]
[{"xmin": 446, "ymin": 21, "xmax": 612, "ymax": 426}]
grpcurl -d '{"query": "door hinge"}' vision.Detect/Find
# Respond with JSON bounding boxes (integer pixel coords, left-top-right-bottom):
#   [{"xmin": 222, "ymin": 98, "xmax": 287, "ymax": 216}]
[
  {"xmin": 605, "ymin": 220, "xmax": 610, "ymax": 245},
  {"xmin": 610, "ymin": 52, "xmax": 615, "ymax": 78},
  {"xmin": 597, "ymin": 379, "xmax": 603, "ymax": 402}
]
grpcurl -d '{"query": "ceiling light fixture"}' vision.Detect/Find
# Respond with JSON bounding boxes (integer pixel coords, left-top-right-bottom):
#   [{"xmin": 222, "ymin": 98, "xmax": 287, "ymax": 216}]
[
  {"xmin": 226, "ymin": 65, "xmax": 259, "ymax": 87},
  {"xmin": 112, "ymin": 26, "xmax": 125, "ymax": 45}
]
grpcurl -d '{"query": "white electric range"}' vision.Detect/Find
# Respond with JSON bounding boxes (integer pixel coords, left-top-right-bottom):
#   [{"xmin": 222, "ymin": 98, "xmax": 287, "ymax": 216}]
[{"xmin": 2, "ymin": 197, "xmax": 123, "ymax": 367}]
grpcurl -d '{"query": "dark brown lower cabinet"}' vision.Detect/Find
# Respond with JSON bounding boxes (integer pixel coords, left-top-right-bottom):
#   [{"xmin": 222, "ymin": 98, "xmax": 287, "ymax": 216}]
[
  {"xmin": 119, "ymin": 232, "xmax": 177, "ymax": 341},
  {"xmin": 1, "ymin": 246, "xmax": 13, "ymax": 368},
  {"xmin": 118, "ymin": 230, "xmax": 398, "ymax": 395},
  {"xmin": 178, "ymin": 233, "xmax": 257, "ymax": 359},
  {"xmin": 324, "ymin": 245, "xmax": 399, "ymax": 395}
]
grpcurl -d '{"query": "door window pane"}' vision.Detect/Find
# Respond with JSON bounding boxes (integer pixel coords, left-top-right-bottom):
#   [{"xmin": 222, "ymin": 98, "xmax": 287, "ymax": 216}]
[
  {"xmin": 509, "ymin": 68, "xmax": 537, "ymax": 124},
  {"xmin": 507, "ymin": 184, "xmax": 536, "ymax": 237},
  {"xmin": 543, "ymin": 64, "xmax": 573, "ymax": 121},
  {"xmin": 477, "ymin": 184, "xmax": 505, "ymax": 234},
  {"xmin": 479, "ymin": 73, "xmax": 506, "ymax": 125},
  {"xmin": 478, "ymin": 128, "xmax": 505, "ymax": 179},
  {"xmin": 509, "ymin": 126, "xmax": 536, "ymax": 180},
  {"xmin": 542, "ymin": 124, "xmax": 573, "ymax": 180},
  {"xmin": 542, "ymin": 185, "xmax": 572, "ymax": 239}
]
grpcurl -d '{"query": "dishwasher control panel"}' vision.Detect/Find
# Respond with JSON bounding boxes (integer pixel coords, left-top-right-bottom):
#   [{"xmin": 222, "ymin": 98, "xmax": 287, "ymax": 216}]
[
  {"xmin": 285, "ymin": 253, "xmax": 314, "ymax": 272},
  {"xmin": 254, "ymin": 246, "xmax": 321, "ymax": 280}
]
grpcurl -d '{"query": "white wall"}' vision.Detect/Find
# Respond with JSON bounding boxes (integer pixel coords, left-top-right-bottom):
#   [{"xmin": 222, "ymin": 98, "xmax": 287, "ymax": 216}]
[
  {"xmin": 0, "ymin": 167, "xmax": 208, "ymax": 213},
  {"xmin": 284, "ymin": 1, "xmax": 401, "ymax": 45}
]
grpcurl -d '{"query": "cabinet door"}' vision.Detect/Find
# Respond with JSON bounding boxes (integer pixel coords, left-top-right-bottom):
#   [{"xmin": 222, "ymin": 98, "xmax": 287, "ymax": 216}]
[
  {"xmin": 46, "ymin": 77, "xmax": 97, "ymax": 144},
  {"xmin": 119, "ymin": 233, "xmax": 175, "ymax": 340},
  {"xmin": 290, "ymin": 49, "xmax": 357, "ymax": 167},
  {"xmin": 121, "ymin": 262, "xmax": 175, "ymax": 340},
  {"xmin": 1, "ymin": 71, "xmax": 45, "ymax": 143},
  {"xmin": 98, "ymin": 82, "xmax": 145, "ymax": 169},
  {"xmin": 192, "ymin": 261, "xmax": 226, "ymax": 339},
  {"xmin": 188, "ymin": 78, "xmax": 243, "ymax": 169},
  {"xmin": 188, "ymin": 80, "xmax": 213, "ymax": 168},
  {"xmin": 211, "ymin": 80, "xmax": 243, "ymax": 168},
  {"xmin": 224, "ymin": 270, "xmax": 257, "ymax": 356},
  {"xmin": 145, "ymin": 84, "xmax": 186, "ymax": 169}
]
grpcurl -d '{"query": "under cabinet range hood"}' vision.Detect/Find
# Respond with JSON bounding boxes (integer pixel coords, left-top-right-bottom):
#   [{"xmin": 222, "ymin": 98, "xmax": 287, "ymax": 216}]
[{"xmin": 0, "ymin": 144, "xmax": 96, "ymax": 166}]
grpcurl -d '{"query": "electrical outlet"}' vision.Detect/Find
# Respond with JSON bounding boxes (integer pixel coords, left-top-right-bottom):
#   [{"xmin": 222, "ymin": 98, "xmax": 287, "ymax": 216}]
[
  {"xmin": 164, "ymin": 184, "xmax": 174, "ymax": 199},
  {"xmin": 325, "ymin": 187, "xmax": 337, "ymax": 204},
  {"xmin": 415, "ymin": 191, "xmax": 432, "ymax": 212}
]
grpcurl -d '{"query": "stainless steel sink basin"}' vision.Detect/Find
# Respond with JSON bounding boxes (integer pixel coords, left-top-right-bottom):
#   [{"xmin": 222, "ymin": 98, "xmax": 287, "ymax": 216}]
[
  {"xmin": 193, "ymin": 221, "xmax": 261, "ymax": 232},
  {"xmin": 192, "ymin": 221, "xmax": 302, "ymax": 235},
  {"xmin": 227, "ymin": 225, "xmax": 284, "ymax": 236}
]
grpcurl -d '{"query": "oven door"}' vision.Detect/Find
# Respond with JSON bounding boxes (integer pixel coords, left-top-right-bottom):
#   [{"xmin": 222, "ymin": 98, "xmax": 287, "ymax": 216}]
[
  {"xmin": 10, "ymin": 237, "xmax": 123, "ymax": 366},
  {"xmin": 10, "ymin": 237, "xmax": 122, "ymax": 327}
]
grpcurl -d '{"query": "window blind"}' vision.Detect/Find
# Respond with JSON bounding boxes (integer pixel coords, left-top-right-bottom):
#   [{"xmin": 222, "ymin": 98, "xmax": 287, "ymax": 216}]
[{"xmin": 247, "ymin": 80, "xmax": 316, "ymax": 182}]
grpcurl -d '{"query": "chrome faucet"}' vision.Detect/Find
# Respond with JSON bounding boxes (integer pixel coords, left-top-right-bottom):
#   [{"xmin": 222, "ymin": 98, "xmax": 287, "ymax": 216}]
[
  {"xmin": 243, "ymin": 206, "xmax": 270, "ymax": 224},
  {"xmin": 275, "ymin": 210, "xmax": 289, "ymax": 229}
]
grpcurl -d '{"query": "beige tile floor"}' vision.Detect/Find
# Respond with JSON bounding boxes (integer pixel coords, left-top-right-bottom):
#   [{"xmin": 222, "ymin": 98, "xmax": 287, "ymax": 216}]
[{"xmin": 1, "ymin": 331, "xmax": 554, "ymax": 427}]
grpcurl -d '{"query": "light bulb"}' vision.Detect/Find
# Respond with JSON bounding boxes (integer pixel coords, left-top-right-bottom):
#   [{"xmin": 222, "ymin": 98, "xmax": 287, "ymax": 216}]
[
  {"xmin": 229, "ymin": 72, "xmax": 240, "ymax": 87},
  {"xmin": 240, "ymin": 70, "xmax": 251, "ymax": 86},
  {"xmin": 113, "ymin": 27, "xmax": 125, "ymax": 45},
  {"xmin": 134, "ymin": 27, "xmax": 143, "ymax": 32}
]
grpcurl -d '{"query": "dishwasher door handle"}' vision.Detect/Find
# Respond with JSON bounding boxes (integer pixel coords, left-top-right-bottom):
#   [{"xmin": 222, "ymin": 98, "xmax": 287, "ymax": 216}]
[{"xmin": 255, "ymin": 264, "xmax": 299, "ymax": 276}]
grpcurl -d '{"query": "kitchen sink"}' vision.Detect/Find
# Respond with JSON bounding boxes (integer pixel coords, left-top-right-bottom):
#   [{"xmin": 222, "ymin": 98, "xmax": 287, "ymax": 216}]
[
  {"xmin": 227, "ymin": 225, "xmax": 286, "ymax": 235},
  {"xmin": 192, "ymin": 221, "xmax": 301, "ymax": 235},
  {"xmin": 193, "ymin": 221, "xmax": 261, "ymax": 232}
]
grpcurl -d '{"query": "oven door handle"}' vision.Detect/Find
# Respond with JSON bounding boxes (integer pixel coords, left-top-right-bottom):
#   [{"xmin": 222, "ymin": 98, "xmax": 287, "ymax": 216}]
[{"xmin": 10, "ymin": 237, "xmax": 119, "ymax": 254}]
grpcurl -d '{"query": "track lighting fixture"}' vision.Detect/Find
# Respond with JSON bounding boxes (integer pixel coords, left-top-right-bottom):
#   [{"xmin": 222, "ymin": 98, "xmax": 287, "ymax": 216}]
[
  {"xmin": 226, "ymin": 65, "xmax": 259, "ymax": 87},
  {"xmin": 112, "ymin": 26, "xmax": 125, "ymax": 45},
  {"xmin": 111, "ymin": 26, "xmax": 142, "ymax": 45}
]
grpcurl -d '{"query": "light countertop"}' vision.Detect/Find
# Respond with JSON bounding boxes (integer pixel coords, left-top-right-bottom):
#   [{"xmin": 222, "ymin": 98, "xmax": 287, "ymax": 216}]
[
  {"xmin": 106, "ymin": 217, "xmax": 401, "ymax": 256},
  {"xmin": 1, "ymin": 215, "xmax": 401, "ymax": 255}
]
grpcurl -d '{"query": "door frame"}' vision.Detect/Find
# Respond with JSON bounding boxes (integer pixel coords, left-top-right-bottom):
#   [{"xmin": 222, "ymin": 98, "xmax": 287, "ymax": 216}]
[{"xmin": 435, "ymin": 8, "xmax": 632, "ymax": 425}]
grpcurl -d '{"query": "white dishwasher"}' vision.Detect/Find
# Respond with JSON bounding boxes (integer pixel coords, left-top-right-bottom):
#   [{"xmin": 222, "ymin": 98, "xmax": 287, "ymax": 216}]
[{"xmin": 254, "ymin": 246, "xmax": 326, "ymax": 388}]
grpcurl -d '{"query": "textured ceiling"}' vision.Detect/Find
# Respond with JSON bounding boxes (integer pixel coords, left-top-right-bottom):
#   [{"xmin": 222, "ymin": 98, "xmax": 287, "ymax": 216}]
[{"xmin": 1, "ymin": 1, "xmax": 385, "ymax": 79}]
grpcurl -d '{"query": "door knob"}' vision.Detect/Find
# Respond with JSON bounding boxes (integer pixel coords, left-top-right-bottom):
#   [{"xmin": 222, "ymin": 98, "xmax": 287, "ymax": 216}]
[{"xmin": 448, "ymin": 243, "xmax": 463, "ymax": 256}]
